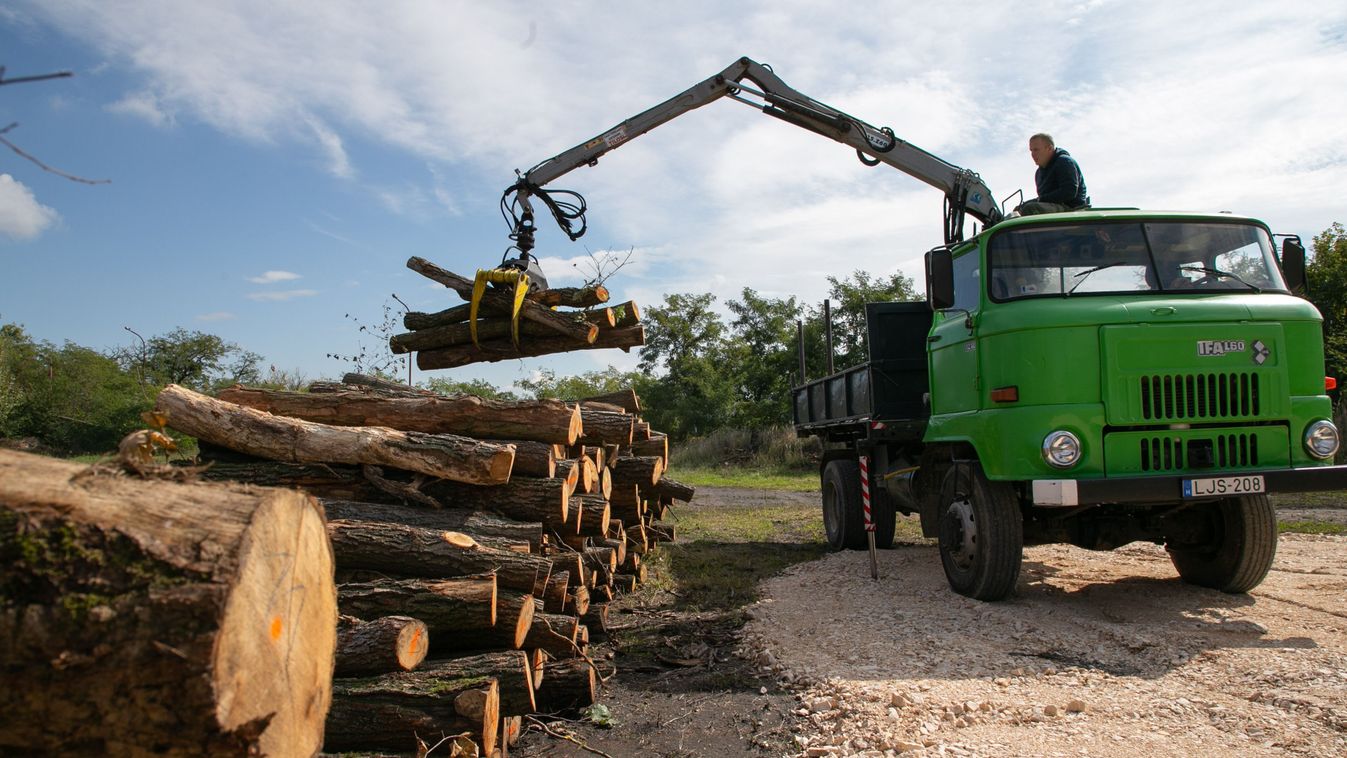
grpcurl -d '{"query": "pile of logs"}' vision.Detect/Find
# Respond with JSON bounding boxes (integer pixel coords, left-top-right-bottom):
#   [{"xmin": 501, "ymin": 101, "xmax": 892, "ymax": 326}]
[
  {"xmin": 396, "ymin": 256, "xmax": 645, "ymax": 370},
  {"xmin": 153, "ymin": 375, "xmax": 695, "ymax": 756}
]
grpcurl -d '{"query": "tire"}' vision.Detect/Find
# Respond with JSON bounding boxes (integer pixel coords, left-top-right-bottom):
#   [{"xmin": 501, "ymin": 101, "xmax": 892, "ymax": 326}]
[
  {"xmin": 821, "ymin": 460, "xmax": 865, "ymax": 551},
  {"xmin": 1167, "ymin": 494, "xmax": 1277, "ymax": 593},
  {"xmin": 936, "ymin": 462, "xmax": 1023, "ymax": 601}
]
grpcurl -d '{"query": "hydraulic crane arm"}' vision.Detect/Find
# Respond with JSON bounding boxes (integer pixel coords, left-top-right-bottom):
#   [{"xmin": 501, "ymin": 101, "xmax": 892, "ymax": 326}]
[{"xmin": 503, "ymin": 56, "xmax": 1002, "ymax": 255}]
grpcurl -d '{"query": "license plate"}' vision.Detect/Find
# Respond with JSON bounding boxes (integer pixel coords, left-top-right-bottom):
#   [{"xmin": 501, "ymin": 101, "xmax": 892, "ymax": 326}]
[{"xmin": 1182, "ymin": 475, "xmax": 1265, "ymax": 498}]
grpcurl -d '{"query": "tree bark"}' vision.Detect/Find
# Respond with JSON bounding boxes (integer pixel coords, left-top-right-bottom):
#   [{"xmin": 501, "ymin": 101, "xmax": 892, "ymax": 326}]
[
  {"xmin": 577, "ymin": 409, "xmax": 635, "ymax": 445},
  {"xmin": 647, "ymin": 523, "xmax": 677, "ymax": 543},
  {"xmin": 321, "ymin": 499, "xmax": 543, "ymax": 551},
  {"xmin": 417, "ymin": 652, "xmax": 536, "ymax": 717},
  {"xmin": 573, "ymin": 495, "xmax": 612, "ymax": 538},
  {"xmin": 335, "ymin": 616, "xmax": 429, "ymax": 677},
  {"xmin": 652, "ymin": 476, "xmax": 696, "ymax": 503},
  {"xmin": 417, "ymin": 325, "xmax": 645, "ymax": 371},
  {"xmin": 337, "ymin": 576, "xmax": 497, "ymax": 642},
  {"xmin": 525, "ymin": 608, "xmax": 582, "ymax": 658},
  {"xmin": 425, "ymin": 476, "xmax": 571, "ymax": 527},
  {"xmin": 0, "ymin": 450, "xmax": 336, "ymax": 758},
  {"xmin": 610, "ymin": 300, "xmax": 641, "ymax": 328},
  {"xmin": 483, "ymin": 439, "xmax": 556, "ymax": 478},
  {"xmin": 542, "ymin": 571, "xmax": 570, "ymax": 614},
  {"xmin": 550, "ymin": 553, "xmax": 587, "ymax": 590},
  {"xmin": 578, "ymin": 388, "xmax": 641, "ymax": 414},
  {"xmin": 612, "ymin": 455, "xmax": 664, "ymax": 488},
  {"xmin": 157, "ymin": 384, "xmax": 515, "ymax": 484},
  {"xmin": 407, "ymin": 256, "xmax": 596, "ymax": 343},
  {"xmin": 389, "ymin": 316, "xmax": 599, "ymax": 354},
  {"xmin": 216, "ymin": 384, "xmax": 582, "ymax": 446},
  {"xmin": 565, "ymin": 584, "xmax": 591, "ymax": 617},
  {"xmin": 325, "ymin": 674, "xmax": 498, "ymax": 755},
  {"xmin": 326, "ymin": 519, "xmax": 551, "ymax": 594},
  {"xmin": 630, "ymin": 434, "xmax": 668, "ymax": 466},
  {"xmin": 535, "ymin": 658, "xmax": 599, "ymax": 711}
]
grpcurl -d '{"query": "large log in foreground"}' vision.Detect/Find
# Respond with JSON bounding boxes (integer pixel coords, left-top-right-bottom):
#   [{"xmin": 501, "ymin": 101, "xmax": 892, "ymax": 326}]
[
  {"xmin": 326, "ymin": 675, "xmax": 499, "ymax": 755},
  {"xmin": 155, "ymin": 384, "xmax": 515, "ymax": 484},
  {"xmin": 0, "ymin": 450, "xmax": 336, "ymax": 757},
  {"xmin": 217, "ymin": 385, "xmax": 583, "ymax": 446},
  {"xmin": 418, "ymin": 325, "xmax": 645, "ymax": 371}
]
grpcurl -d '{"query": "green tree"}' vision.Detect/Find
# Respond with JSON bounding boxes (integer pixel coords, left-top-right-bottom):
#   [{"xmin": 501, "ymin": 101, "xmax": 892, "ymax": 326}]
[
  {"xmin": 117, "ymin": 328, "xmax": 263, "ymax": 391},
  {"xmin": 725, "ymin": 288, "xmax": 801, "ymax": 426},
  {"xmin": 801, "ymin": 270, "xmax": 919, "ymax": 376},
  {"xmin": 423, "ymin": 377, "xmax": 519, "ymax": 400},
  {"xmin": 514, "ymin": 367, "xmax": 640, "ymax": 401},
  {"xmin": 1307, "ymin": 222, "xmax": 1347, "ymax": 381},
  {"xmin": 637, "ymin": 293, "xmax": 735, "ymax": 439}
]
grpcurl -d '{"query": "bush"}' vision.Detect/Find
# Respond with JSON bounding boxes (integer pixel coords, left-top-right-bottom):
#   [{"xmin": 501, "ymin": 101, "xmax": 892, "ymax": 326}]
[{"xmin": 670, "ymin": 425, "xmax": 822, "ymax": 473}]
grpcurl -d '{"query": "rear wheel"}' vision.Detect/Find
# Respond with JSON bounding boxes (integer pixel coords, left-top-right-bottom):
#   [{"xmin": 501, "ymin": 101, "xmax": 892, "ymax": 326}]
[
  {"xmin": 936, "ymin": 462, "xmax": 1023, "ymax": 600},
  {"xmin": 821, "ymin": 460, "xmax": 865, "ymax": 551},
  {"xmin": 1167, "ymin": 494, "xmax": 1277, "ymax": 593}
]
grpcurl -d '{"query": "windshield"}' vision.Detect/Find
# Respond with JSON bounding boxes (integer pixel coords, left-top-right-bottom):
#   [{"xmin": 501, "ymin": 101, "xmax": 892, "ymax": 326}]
[{"xmin": 987, "ymin": 221, "xmax": 1287, "ymax": 301}]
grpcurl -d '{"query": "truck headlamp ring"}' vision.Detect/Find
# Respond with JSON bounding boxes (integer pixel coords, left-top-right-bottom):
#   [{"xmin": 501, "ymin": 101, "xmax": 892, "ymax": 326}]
[
  {"xmin": 1042, "ymin": 431, "xmax": 1082, "ymax": 469},
  {"xmin": 1304, "ymin": 420, "xmax": 1340, "ymax": 460}
]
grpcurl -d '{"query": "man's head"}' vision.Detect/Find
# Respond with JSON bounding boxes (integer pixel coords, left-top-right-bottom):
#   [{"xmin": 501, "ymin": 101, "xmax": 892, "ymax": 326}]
[{"xmin": 1029, "ymin": 133, "xmax": 1056, "ymax": 168}]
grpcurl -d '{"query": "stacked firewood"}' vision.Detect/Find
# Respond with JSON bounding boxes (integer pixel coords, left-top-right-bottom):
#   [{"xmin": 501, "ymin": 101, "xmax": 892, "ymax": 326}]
[
  {"xmin": 151, "ymin": 375, "xmax": 694, "ymax": 756},
  {"xmin": 395, "ymin": 256, "xmax": 644, "ymax": 370}
]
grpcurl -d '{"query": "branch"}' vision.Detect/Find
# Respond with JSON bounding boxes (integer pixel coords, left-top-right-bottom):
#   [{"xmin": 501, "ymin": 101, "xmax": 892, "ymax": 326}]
[{"xmin": 0, "ymin": 126, "xmax": 111, "ymax": 185}]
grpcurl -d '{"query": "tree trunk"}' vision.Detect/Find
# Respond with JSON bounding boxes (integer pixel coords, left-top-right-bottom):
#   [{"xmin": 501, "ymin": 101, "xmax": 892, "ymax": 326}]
[
  {"xmin": 0, "ymin": 450, "xmax": 335, "ymax": 758},
  {"xmin": 417, "ymin": 652, "xmax": 536, "ymax": 717},
  {"xmin": 565, "ymin": 584, "xmax": 591, "ymax": 617},
  {"xmin": 216, "ymin": 385, "xmax": 582, "ymax": 446},
  {"xmin": 525, "ymin": 608, "xmax": 582, "ymax": 658},
  {"xmin": 417, "ymin": 325, "xmax": 645, "ymax": 371},
  {"xmin": 325, "ymin": 674, "xmax": 498, "ymax": 755},
  {"xmin": 338, "ymin": 576, "xmax": 497, "ymax": 641},
  {"xmin": 407, "ymin": 256, "xmax": 596, "ymax": 343},
  {"xmin": 612, "ymin": 455, "xmax": 664, "ymax": 488},
  {"xmin": 321, "ymin": 499, "xmax": 543, "ymax": 551},
  {"xmin": 550, "ymin": 552, "xmax": 587, "ymax": 589},
  {"xmin": 156, "ymin": 384, "xmax": 515, "ymax": 484},
  {"xmin": 335, "ymin": 616, "xmax": 429, "ymax": 677},
  {"xmin": 425, "ymin": 476, "xmax": 571, "ymax": 527},
  {"xmin": 543, "ymin": 571, "xmax": 570, "ymax": 614},
  {"xmin": 576, "ymin": 409, "xmax": 635, "ymax": 445},
  {"xmin": 610, "ymin": 300, "xmax": 641, "ymax": 328},
  {"xmin": 573, "ymin": 495, "xmax": 612, "ymax": 537},
  {"xmin": 647, "ymin": 523, "xmax": 677, "ymax": 543},
  {"xmin": 326, "ymin": 519, "xmax": 551, "ymax": 594},
  {"xmin": 581, "ymin": 604, "xmax": 610, "ymax": 636},
  {"xmin": 389, "ymin": 316, "xmax": 598, "ymax": 354},
  {"xmin": 630, "ymin": 434, "xmax": 669, "ymax": 466},
  {"xmin": 608, "ymin": 485, "xmax": 644, "ymax": 524},
  {"xmin": 196, "ymin": 460, "xmax": 385, "ymax": 500},
  {"xmin": 535, "ymin": 659, "xmax": 599, "ymax": 711},
  {"xmin": 652, "ymin": 476, "xmax": 696, "ymax": 503},
  {"xmin": 484, "ymin": 439, "xmax": 556, "ymax": 478}
]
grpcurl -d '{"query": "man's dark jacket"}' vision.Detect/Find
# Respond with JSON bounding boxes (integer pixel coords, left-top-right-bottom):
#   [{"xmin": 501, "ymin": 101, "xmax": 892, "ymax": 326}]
[{"xmin": 1035, "ymin": 148, "xmax": 1090, "ymax": 208}]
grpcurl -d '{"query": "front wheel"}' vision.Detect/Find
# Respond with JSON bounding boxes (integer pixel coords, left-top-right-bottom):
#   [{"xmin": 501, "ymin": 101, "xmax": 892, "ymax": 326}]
[
  {"xmin": 936, "ymin": 462, "xmax": 1023, "ymax": 601},
  {"xmin": 1167, "ymin": 494, "xmax": 1277, "ymax": 593}
]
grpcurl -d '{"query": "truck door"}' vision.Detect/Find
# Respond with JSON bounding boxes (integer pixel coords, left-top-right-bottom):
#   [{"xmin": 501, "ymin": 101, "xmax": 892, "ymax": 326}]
[{"xmin": 928, "ymin": 249, "xmax": 981, "ymax": 415}]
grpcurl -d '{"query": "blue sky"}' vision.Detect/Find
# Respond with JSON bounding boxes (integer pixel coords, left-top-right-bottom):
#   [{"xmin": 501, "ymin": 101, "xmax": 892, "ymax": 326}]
[{"xmin": 2, "ymin": 1, "xmax": 1345, "ymax": 390}]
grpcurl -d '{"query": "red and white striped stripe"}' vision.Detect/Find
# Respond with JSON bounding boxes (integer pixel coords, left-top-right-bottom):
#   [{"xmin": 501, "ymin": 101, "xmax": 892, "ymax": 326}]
[{"xmin": 859, "ymin": 455, "xmax": 874, "ymax": 532}]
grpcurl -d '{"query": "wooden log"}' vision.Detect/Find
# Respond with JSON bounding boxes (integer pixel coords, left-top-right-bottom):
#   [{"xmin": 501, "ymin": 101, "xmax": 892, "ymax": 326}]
[
  {"xmin": 612, "ymin": 455, "xmax": 664, "ymax": 488},
  {"xmin": 326, "ymin": 520, "xmax": 550, "ymax": 594},
  {"xmin": 406, "ymin": 256, "xmax": 595, "ymax": 343},
  {"xmin": 535, "ymin": 659, "xmax": 598, "ymax": 711},
  {"xmin": 579, "ymin": 388, "xmax": 641, "ymax": 414},
  {"xmin": 389, "ymin": 316, "xmax": 598, "ymax": 354},
  {"xmin": 609, "ymin": 300, "xmax": 641, "ymax": 328},
  {"xmin": 602, "ymin": 537, "xmax": 628, "ymax": 568},
  {"xmin": 573, "ymin": 495, "xmax": 611, "ymax": 537},
  {"xmin": 195, "ymin": 460, "xmax": 385, "ymax": 500},
  {"xmin": 576, "ymin": 400, "xmax": 625, "ymax": 414},
  {"xmin": 597, "ymin": 465, "xmax": 612, "ymax": 499},
  {"xmin": 613, "ymin": 574, "xmax": 639, "ymax": 593},
  {"xmin": 619, "ymin": 556, "xmax": 648, "ymax": 584},
  {"xmin": 553, "ymin": 459, "xmax": 582, "ymax": 491},
  {"xmin": 417, "ymin": 652, "xmax": 535, "ymax": 717},
  {"xmin": 322, "ymin": 499, "xmax": 543, "ymax": 551},
  {"xmin": 529, "ymin": 649, "xmax": 550, "ymax": 689},
  {"xmin": 576, "ymin": 409, "xmax": 635, "ymax": 445},
  {"xmin": 157, "ymin": 384, "xmax": 515, "ymax": 484},
  {"xmin": 549, "ymin": 552, "xmax": 586, "ymax": 590},
  {"xmin": 486, "ymin": 439, "xmax": 556, "ymax": 478},
  {"xmin": 608, "ymin": 485, "xmax": 643, "ymax": 524},
  {"xmin": 542, "ymin": 571, "xmax": 570, "ymax": 614},
  {"xmin": 525, "ymin": 608, "xmax": 582, "ymax": 658},
  {"xmin": 325, "ymin": 673, "xmax": 498, "ymax": 755},
  {"xmin": 0, "ymin": 450, "xmax": 335, "ymax": 757},
  {"xmin": 633, "ymin": 421, "xmax": 652, "ymax": 441},
  {"xmin": 647, "ymin": 523, "xmax": 677, "ymax": 543},
  {"xmin": 581, "ymin": 604, "xmax": 610, "ymax": 636},
  {"xmin": 343, "ymin": 372, "xmax": 435, "ymax": 394},
  {"xmin": 418, "ymin": 325, "xmax": 645, "ymax": 371},
  {"xmin": 564, "ymin": 584, "xmax": 591, "ymax": 617},
  {"xmin": 579, "ymin": 456, "xmax": 597, "ymax": 494},
  {"xmin": 335, "ymin": 616, "xmax": 429, "ymax": 677},
  {"xmin": 624, "ymin": 522, "xmax": 650, "ymax": 555},
  {"xmin": 531, "ymin": 284, "xmax": 610, "ymax": 308},
  {"xmin": 338, "ymin": 576, "xmax": 497, "ymax": 641},
  {"xmin": 425, "ymin": 476, "xmax": 570, "ymax": 527},
  {"xmin": 651, "ymin": 476, "xmax": 696, "ymax": 503},
  {"xmin": 584, "ymin": 547, "xmax": 617, "ymax": 575},
  {"xmin": 603, "ymin": 444, "xmax": 621, "ymax": 468},
  {"xmin": 216, "ymin": 385, "xmax": 582, "ymax": 446},
  {"xmin": 590, "ymin": 583, "xmax": 614, "ymax": 604},
  {"xmin": 503, "ymin": 715, "xmax": 524, "ymax": 750},
  {"xmin": 630, "ymin": 434, "xmax": 669, "ymax": 466}
]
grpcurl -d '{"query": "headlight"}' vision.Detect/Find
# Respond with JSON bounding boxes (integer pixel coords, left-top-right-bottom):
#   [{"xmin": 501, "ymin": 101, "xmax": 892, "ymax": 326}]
[
  {"xmin": 1042, "ymin": 430, "xmax": 1082, "ymax": 469},
  {"xmin": 1304, "ymin": 420, "xmax": 1339, "ymax": 460}
]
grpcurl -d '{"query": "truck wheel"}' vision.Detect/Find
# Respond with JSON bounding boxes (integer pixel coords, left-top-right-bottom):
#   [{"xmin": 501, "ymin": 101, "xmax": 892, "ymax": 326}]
[
  {"xmin": 936, "ymin": 462, "xmax": 1023, "ymax": 601},
  {"xmin": 1167, "ymin": 494, "xmax": 1277, "ymax": 593},
  {"xmin": 821, "ymin": 460, "xmax": 865, "ymax": 551}
]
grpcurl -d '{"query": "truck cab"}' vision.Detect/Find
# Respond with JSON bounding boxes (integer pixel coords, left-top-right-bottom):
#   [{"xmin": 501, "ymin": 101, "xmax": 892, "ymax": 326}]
[{"xmin": 794, "ymin": 209, "xmax": 1346, "ymax": 600}]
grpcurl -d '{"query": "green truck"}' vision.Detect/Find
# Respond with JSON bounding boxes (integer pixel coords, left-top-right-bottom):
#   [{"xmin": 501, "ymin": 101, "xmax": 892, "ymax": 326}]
[{"xmin": 793, "ymin": 210, "xmax": 1345, "ymax": 600}]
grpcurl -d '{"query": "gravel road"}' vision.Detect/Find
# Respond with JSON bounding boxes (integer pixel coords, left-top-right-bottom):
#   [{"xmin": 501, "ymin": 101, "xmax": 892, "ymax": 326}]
[{"xmin": 742, "ymin": 531, "xmax": 1347, "ymax": 757}]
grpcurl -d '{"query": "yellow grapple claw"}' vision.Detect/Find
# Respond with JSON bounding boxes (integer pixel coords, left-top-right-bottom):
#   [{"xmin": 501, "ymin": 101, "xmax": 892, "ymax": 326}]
[{"xmin": 470, "ymin": 268, "xmax": 531, "ymax": 348}]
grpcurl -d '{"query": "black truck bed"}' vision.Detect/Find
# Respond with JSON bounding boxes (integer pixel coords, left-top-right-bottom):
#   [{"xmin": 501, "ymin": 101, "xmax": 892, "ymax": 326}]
[{"xmin": 791, "ymin": 301, "xmax": 933, "ymax": 441}]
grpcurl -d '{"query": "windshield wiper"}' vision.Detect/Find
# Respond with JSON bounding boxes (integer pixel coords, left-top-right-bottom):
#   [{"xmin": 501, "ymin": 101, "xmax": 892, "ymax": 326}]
[
  {"xmin": 1179, "ymin": 266, "xmax": 1262, "ymax": 292},
  {"xmin": 1067, "ymin": 261, "xmax": 1126, "ymax": 295}
]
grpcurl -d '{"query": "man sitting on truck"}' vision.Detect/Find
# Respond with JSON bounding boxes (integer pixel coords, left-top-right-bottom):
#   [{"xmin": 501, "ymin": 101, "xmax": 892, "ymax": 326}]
[{"xmin": 1015, "ymin": 133, "xmax": 1090, "ymax": 215}]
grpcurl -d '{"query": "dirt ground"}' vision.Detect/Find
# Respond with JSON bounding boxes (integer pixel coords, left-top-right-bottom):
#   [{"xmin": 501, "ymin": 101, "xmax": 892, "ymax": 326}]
[{"xmin": 514, "ymin": 488, "xmax": 1347, "ymax": 758}]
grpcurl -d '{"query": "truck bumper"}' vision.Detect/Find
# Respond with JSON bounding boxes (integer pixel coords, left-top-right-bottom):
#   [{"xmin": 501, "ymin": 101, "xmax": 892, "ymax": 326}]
[{"xmin": 1031, "ymin": 465, "xmax": 1347, "ymax": 506}]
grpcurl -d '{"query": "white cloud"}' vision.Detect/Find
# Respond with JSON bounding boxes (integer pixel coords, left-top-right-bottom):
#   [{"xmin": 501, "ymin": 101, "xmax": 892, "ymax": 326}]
[
  {"xmin": 0, "ymin": 174, "xmax": 59, "ymax": 240},
  {"xmin": 246, "ymin": 289, "xmax": 317, "ymax": 302},
  {"xmin": 195, "ymin": 311, "xmax": 236, "ymax": 321},
  {"xmin": 248, "ymin": 270, "xmax": 301, "ymax": 284},
  {"xmin": 105, "ymin": 90, "xmax": 175, "ymax": 128}
]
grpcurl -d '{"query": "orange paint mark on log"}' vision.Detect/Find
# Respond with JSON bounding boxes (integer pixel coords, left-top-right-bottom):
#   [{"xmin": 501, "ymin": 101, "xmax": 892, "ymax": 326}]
[
  {"xmin": 409, "ymin": 627, "xmax": 424, "ymax": 654},
  {"xmin": 270, "ymin": 615, "xmax": 283, "ymax": 641}
]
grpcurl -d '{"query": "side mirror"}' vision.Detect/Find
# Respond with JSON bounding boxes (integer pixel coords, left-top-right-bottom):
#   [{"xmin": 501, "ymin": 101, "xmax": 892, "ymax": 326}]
[
  {"xmin": 1281, "ymin": 236, "xmax": 1306, "ymax": 295},
  {"xmin": 926, "ymin": 249, "xmax": 955, "ymax": 309}
]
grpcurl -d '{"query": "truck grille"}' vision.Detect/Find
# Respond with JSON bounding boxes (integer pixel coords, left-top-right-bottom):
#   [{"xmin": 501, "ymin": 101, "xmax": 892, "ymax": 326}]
[
  {"xmin": 1138, "ymin": 433, "xmax": 1259, "ymax": 472},
  {"xmin": 1139, "ymin": 373, "xmax": 1261, "ymax": 421}
]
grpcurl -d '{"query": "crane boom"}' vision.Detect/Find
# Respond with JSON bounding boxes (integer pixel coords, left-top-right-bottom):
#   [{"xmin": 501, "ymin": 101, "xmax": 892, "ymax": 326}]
[{"xmin": 504, "ymin": 56, "xmax": 1001, "ymax": 255}]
